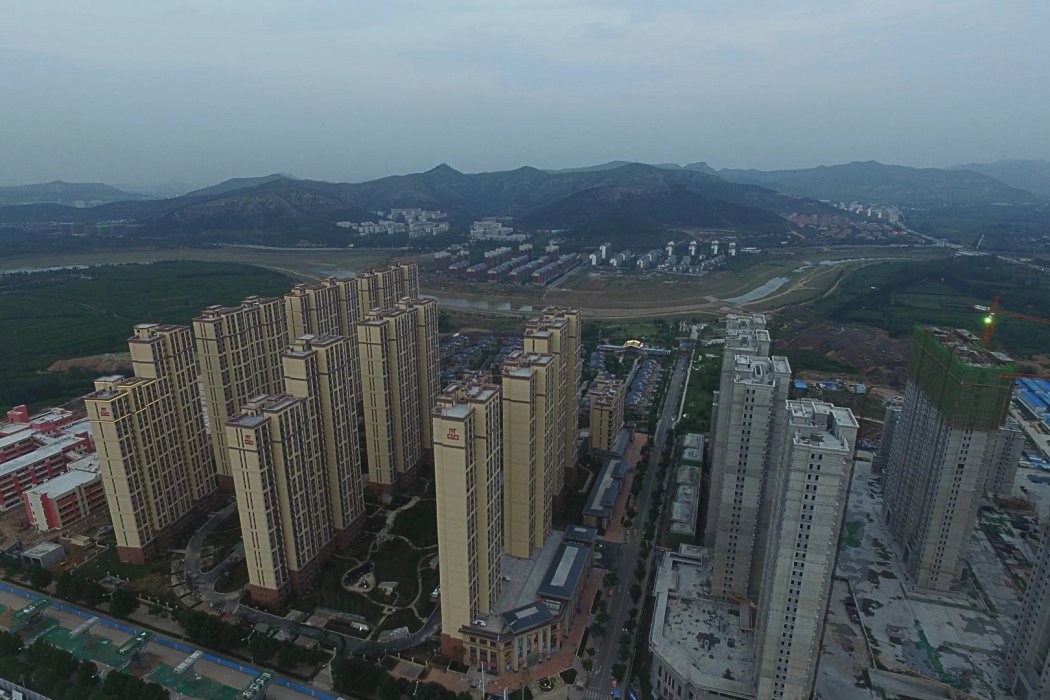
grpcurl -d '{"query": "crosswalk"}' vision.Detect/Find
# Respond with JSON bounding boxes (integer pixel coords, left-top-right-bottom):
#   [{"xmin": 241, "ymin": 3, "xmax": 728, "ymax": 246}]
[{"xmin": 582, "ymin": 690, "xmax": 608, "ymax": 700}]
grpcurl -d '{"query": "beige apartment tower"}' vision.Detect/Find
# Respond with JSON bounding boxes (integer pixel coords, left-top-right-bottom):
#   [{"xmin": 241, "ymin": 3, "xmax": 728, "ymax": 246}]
[
  {"xmin": 524, "ymin": 307, "xmax": 581, "ymax": 495},
  {"xmin": 194, "ymin": 297, "xmax": 288, "ymax": 488},
  {"xmin": 501, "ymin": 351, "xmax": 556, "ymax": 558},
  {"xmin": 282, "ymin": 335, "xmax": 366, "ymax": 544},
  {"xmin": 356, "ymin": 262, "xmax": 420, "ymax": 313},
  {"xmin": 398, "ymin": 297, "xmax": 440, "ymax": 447},
  {"xmin": 127, "ymin": 323, "xmax": 216, "ymax": 503},
  {"xmin": 227, "ymin": 394, "xmax": 334, "ymax": 605},
  {"xmin": 432, "ymin": 381, "xmax": 503, "ymax": 655},
  {"xmin": 589, "ymin": 378, "xmax": 625, "ymax": 454},
  {"xmin": 227, "ymin": 394, "xmax": 332, "ymax": 604},
  {"xmin": 754, "ymin": 400, "xmax": 858, "ymax": 700},
  {"xmin": 285, "ymin": 277, "xmax": 365, "ymax": 402},
  {"xmin": 86, "ymin": 325, "xmax": 215, "ymax": 565},
  {"xmin": 358, "ymin": 307, "xmax": 423, "ymax": 489},
  {"xmin": 882, "ymin": 327, "xmax": 1015, "ymax": 591}
]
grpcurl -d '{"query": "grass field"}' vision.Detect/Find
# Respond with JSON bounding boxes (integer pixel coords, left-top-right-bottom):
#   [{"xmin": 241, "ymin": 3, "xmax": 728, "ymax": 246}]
[
  {"xmin": 807, "ymin": 255, "xmax": 1050, "ymax": 359},
  {"xmin": 0, "ymin": 260, "xmax": 293, "ymax": 409},
  {"xmin": 0, "ymin": 245, "xmax": 396, "ymax": 281}
]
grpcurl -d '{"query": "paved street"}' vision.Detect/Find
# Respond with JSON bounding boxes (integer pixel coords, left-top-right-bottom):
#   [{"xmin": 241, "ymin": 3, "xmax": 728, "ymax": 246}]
[{"xmin": 586, "ymin": 345, "xmax": 690, "ymax": 697}]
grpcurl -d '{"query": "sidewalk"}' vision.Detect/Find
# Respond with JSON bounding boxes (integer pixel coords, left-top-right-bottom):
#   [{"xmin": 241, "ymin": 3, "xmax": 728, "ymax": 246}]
[{"xmin": 602, "ymin": 434, "xmax": 649, "ymax": 545}]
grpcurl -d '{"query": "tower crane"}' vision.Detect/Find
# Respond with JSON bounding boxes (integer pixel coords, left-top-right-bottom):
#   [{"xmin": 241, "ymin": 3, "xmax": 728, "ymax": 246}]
[{"xmin": 970, "ymin": 295, "xmax": 1050, "ymax": 350}]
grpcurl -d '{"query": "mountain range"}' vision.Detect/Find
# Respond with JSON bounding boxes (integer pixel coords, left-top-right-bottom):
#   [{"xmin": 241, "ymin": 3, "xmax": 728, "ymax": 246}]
[
  {"xmin": 1, "ymin": 159, "xmax": 1046, "ymax": 244},
  {"xmin": 0, "ymin": 163, "xmax": 826, "ymax": 242}
]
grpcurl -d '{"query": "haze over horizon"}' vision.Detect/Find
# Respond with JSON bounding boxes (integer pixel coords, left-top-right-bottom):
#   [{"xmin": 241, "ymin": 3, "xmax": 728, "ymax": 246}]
[{"xmin": 2, "ymin": 1, "xmax": 1048, "ymax": 187}]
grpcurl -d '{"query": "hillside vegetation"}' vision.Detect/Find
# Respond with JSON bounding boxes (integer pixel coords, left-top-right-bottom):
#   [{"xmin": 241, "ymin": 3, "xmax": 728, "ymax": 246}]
[{"xmin": 0, "ymin": 261, "xmax": 292, "ymax": 408}]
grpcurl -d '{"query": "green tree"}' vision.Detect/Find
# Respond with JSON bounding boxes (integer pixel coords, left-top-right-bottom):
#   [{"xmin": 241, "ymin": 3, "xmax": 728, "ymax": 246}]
[
  {"xmin": 109, "ymin": 586, "xmax": 138, "ymax": 618},
  {"xmin": 81, "ymin": 580, "xmax": 106, "ymax": 607},
  {"xmin": 76, "ymin": 659, "xmax": 99, "ymax": 687},
  {"xmin": 0, "ymin": 630, "xmax": 23, "ymax": 657},
  {"xmin": 27, "ymin": 563, "xmax": 53, "ymax": 588}
]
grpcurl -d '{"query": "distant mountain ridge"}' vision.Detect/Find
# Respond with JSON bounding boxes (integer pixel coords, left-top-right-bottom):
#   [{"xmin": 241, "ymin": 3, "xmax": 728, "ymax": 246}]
[
  {"xmin": 0, "ymin": 162, "xmax": 820, "ymax": 242},
  {"xmin": 3, "ymin": 158, "xmax": 1043, "ymax": 245},
  {"xmin": 716, "ymin": 160, "xmax": 1038, "ymax": 207},
  {"xmin": 0, "ymin": 180, "xmax": 148, "ymax": 206},
  {"xmin": 951, "ymin": 159, "xmax": 1050, "ymax": 199}
]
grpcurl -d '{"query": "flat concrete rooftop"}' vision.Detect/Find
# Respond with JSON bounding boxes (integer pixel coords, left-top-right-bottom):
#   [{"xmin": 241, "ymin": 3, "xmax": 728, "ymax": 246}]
[{"xmin": 650, "ymin": 549, "xmax": 755, "ymax": 697}]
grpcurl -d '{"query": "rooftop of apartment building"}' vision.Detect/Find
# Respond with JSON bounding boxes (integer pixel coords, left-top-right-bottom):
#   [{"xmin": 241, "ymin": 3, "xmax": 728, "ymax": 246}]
[
  {"xmin": 227, "ymin": 394, "xmax": 302, "ymax": 428},
  {"xmin": 590, "ymin": 378, "xmax": 624, "ymax": 405},
  {"xmin": 435, "ymin": 382, "xmax": 500, "ymax": 419},
  {"xmin": 787, "ymin": 400, "xmax": 858, "ymax": 452},
  {"xmin": 284, "ymin": 333, "xmax": 343, "ymax": 357},
  {"xmin": 731, "ymin": 354, "xmax": 791, "ymax": 384},
  {"xmin": 130, "ymin": 322, "xmax": 186, "ymax": 335},
  {"xmin": 472, "ymin": 529, "xmax": 594, "ymax": 635},
  {"xmin": 650, "ymin": 545, "xmax": 756, "ymax": 697},
  {"xmin": 920, "ymin": 326, "xmax": 1013, "ymax": 366},
  {"xmin": 195, "ymin": 296, "xmax": 280, "ymax": 320},
  {"xmin": 86, "ymin": 374, "xmax": 150, "ymax": 400}
]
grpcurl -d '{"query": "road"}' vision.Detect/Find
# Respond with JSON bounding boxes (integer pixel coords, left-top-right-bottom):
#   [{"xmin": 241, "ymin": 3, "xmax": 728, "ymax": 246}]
[
  {"xmin": 184, "ymin": 500, "xmax": 243, "ymax": 615},
  {"xmin": 585, "ymin": 343, "xmax": 690, "ymax": 699}
]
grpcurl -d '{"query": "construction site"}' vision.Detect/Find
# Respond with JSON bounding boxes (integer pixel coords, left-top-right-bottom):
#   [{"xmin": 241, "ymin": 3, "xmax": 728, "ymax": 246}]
[{"xmin": 813, "ymin": 437, "xmax": 1050, "ymax": 700}]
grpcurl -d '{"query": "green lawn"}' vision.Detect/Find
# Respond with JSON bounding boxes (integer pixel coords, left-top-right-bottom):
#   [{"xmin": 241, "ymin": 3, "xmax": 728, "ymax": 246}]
[
  {"xmin": 294, "ymin": 561, "xmax": 385, "ymax": 623},
  {"xmin": 389, "ymin": 500, "xmax": 438, "ymax": 548},
  {"xmin": 677, "ymin": 353, "xmax": 720, "ymax": 435},
  {"xmin": 75, "ymin": 545, "xmax": 154, "ymax": 582},
  {"xmin": 371, "ymin": 539, "xmax": 422, "ymax": 607},
  {"xmin": 0, "ymin": 261, "xmax": 293, "ymax": 408},
  {"xmin": 215, "ymin": 560, "xmax": 250, "ymax": 594}
]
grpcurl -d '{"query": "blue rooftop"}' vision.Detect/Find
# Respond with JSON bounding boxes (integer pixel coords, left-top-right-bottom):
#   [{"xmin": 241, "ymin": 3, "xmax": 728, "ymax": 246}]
[
  {"xmin": 501, "ymin": 602, "xmax": 557, "ymax": 634},
  {"xmin": 537, "ymin": 542, "xmax": 590, "ymax": 601},
  {"xmin": 584, "ymin": 458, "xmax": 626, "ymax": 519},
  {"xmin": 564, "ymin": 524, "xmax": 599, "ymax": 546}
]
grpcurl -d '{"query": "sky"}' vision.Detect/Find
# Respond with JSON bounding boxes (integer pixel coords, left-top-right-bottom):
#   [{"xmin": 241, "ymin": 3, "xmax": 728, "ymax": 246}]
[{"xmin": 1, "ymin": 0, "xmax": 1048, "ymax": 187}]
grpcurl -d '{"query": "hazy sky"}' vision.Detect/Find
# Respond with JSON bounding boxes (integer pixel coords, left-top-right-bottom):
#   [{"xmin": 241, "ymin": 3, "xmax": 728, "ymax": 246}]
[{"xmin": 1, "ymin": 1, "xmax": 1047, "ymax": 186}]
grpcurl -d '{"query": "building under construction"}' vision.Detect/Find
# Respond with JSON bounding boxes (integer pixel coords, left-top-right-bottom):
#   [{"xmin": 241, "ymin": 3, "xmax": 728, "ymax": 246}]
[{"xmin": 882, "ymin": 326, "xmax": 1016, "ymax": 591}]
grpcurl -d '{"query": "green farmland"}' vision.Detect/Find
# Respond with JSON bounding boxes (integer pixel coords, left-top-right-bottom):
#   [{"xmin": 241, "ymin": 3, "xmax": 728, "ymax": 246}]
[{"xmin": 808, "ymin": 255, "xmax": 1050, "ymax": 360}]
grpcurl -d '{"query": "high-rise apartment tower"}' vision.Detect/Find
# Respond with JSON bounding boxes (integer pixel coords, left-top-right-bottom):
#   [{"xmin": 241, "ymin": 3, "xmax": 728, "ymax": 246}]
[
  {"xmin": 882, "ymin": 327, "xmax": 1015, "ymax": 591},
  {"xmin": 432, "ymin": 381, "xmax": 503, "ymax": 653},
  {"xmin": 501, "ymin": 351, "xmax": 556, "ymax": 558},
  {"xmin": 86, "ymin": 324, "xmax": 216, "ymax": 564},
  {"xmin": 754, "ymin": 400, "xmax": 858, "ymax": 699}
]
